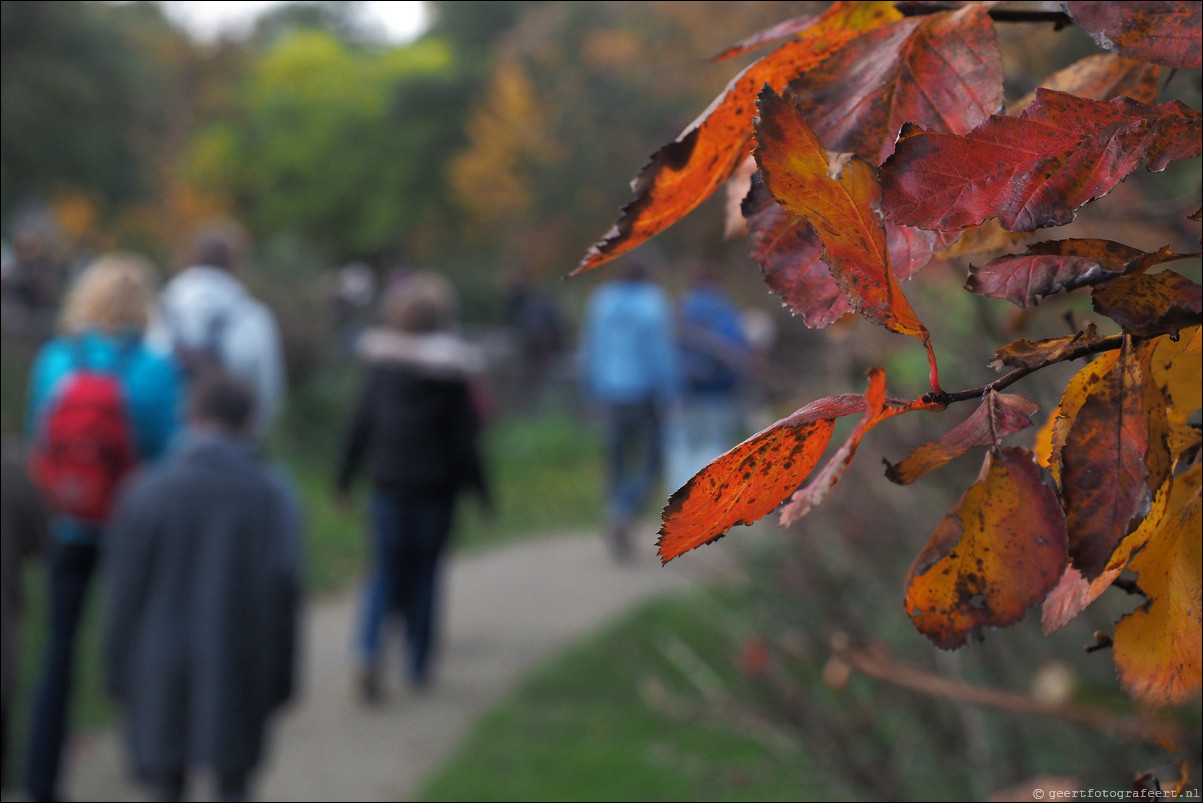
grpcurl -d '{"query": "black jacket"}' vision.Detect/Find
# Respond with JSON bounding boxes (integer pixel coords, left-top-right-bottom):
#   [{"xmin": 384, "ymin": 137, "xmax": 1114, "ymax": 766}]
[{"xmin": 336, "ymin": 331, "xmax": 489, "ymax": 502}]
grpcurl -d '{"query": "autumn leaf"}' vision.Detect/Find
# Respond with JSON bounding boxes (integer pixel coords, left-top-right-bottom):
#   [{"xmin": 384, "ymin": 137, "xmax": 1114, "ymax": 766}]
[
  {"xmin": 1092, "ymin": 271, "xmax": 1203, "ymax": 338},
  {"xmin": 966, "ymin": 240, "xmax": 1181, "ymax": 308},
  {"xmin": 785, "ymin": 4, "xmax": 1003, "ymax": 164},
  {"xmin": 754, "ymin": 86, "xmax": 929, "ymax": 345},
  {"xmin": 780, "ymin": 367, "xmax": 907, "ymax": 526},
  {"xmin": 1060, "ymin": 339, "xmax": 1153, "ymax": 578},
  {"xmin": 1036, "ymin": 349, "xmax": 1121, "ymax": 482},
  {"xmin": 1042, "ymin": 471, "xmax": 1174, "ymax": 634},
  {"xmin": 709, "ymin": 13, "xmax": 822, "ymax": 62},
  {"xmin": 1113, "ymin": 465, "xmax": 1203, "ymax": 706},
  {"xmin": 881, "ymin": 89, "xmax": 1202, "ymax": 233},
  {"xmin": 989, "ymin": 325, "xmax": 1110, "ymax": 372},
  {"xmin": 1066, "ymin": 1, "xmax": 1203, "ymax": 70},
  {"xmin": 1012, "ymin": 54, "xmax": 1162, "ymax": 113},
  {"xmin": 886, "ymin": 391, "xmax": 1040, "ymax": 485},
  {"xmin": 744, "ymin": 177, "xmax": 949, "ymax": 327},
  {"xmin": 905, "ymin": 448, "xmax": 1068, "ymax": 650},
  {"xmin": 1149, "ymin": 327, "xmax": 1203, "ymax": 457},
  {"xmin": 573, "ymin": 1, "xmax": 901, "ymax": 274},
  {"xmin": 657, "ymin": 394, "xmax": 863, "ymax": 564}
]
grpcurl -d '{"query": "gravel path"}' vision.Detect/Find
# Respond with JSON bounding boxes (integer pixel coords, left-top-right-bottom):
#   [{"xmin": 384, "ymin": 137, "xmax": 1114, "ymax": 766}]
[{"xmin": 47, "ymin": 530, "xmax": 733, "ymax": 801}]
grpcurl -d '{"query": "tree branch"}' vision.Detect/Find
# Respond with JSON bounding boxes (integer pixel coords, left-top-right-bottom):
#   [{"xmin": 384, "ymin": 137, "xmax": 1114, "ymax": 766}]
[
  {"xmin": 894, "ymin": 2, "xmax": 1074, "ymax": 27},
  {"xmin": 923, "ymin": 334, "xmax": 1127, "ymax": 407},
  {"xmin": 830, "ymin": 635, "xmax": 1183, "ymax": 746}
]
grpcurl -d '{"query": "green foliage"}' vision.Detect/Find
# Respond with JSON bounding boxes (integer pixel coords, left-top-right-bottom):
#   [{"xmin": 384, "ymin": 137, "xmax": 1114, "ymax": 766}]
[{"xmin": 188, "ymin": 30, "xmax": 463, "ymax": 258}]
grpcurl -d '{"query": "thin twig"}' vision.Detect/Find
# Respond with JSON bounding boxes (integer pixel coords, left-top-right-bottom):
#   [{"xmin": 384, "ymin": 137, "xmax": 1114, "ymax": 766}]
[{"xmin": 831, "ymin": 637, "xmax": 1183, "ymax": 746}]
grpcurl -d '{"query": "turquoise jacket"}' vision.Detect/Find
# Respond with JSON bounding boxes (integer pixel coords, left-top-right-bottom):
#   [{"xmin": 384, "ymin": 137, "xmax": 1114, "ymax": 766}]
[{"xmin": 27, "ymin": 330, "xmax": 183, "ymax": 543}]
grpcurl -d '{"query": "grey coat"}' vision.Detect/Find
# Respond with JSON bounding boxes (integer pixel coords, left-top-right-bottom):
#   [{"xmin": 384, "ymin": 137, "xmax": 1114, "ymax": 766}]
[{"xmin": 103, "ymin": 433, "xmax": 302, "ymax": 778}]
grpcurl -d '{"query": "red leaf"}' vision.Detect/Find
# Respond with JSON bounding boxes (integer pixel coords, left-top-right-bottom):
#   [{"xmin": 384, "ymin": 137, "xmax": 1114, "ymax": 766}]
[
  {"xmin": 1061, "ymin": 340, "xmax": 1152, "ymax": 578},
  {"xmin": 754, "ymin": 87, "xmax": 929, "ymax": 343},
  {"xmin": 881, "ymin": 90, "xmax": 1202, "ymax": 233},
  {"xmin": 886, "ymin": 391, "xmax": 1040, "ymax": 485},
  {"xmin": 744, "ymin": 178, "xmax": 946, "ymax": 326},
  {"xmin": 1066, "ymin": 1, "xmax": 1202, "ymax": 70},
  {"xmin": 573, "ymin": 2, "xmax": 902, "ymax": 274},
  {"xmin": 905, "ymin": 448, "xmax": 1068, "ymax": 650},
  {"xmin": 657, "ymin": 394, "xmax": 864, "ymax": 564},
  {"xmin": 743, "ymin": 179, "xmax": 851, "ymax": 328},
  {"xmin": 1092, "ymin": 271, "xmax": 1203, "ymax": 338},
  {"xmin": 786, "ymin": 4, "xmax": 1004, "ymax": 164},
  {"xmin": 966, "ymin": 240, "xmax": 1181, "ymax": 307}
]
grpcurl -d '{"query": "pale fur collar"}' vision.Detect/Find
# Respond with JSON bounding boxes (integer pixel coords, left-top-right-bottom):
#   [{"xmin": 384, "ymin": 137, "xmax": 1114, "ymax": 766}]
[{"xmin": 355, "ymin": 328, "xmax": 485, "ymax": 377}]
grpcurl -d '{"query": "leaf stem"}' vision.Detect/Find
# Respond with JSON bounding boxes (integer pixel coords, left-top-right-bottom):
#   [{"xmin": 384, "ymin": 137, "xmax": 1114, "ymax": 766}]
[
  {"xmin": 922, "ymin": 334, "xmax": 1126, "ymax": 407},
  {"xmin": 894, "ymin": 2, "xmax": 1074, "ymax": 27}
]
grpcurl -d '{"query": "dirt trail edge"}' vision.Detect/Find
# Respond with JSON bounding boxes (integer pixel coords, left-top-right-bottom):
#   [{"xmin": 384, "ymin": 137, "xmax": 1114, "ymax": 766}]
[{"xmin": 58, "ymin": 531, "xmax": 735, "ymax": 801}]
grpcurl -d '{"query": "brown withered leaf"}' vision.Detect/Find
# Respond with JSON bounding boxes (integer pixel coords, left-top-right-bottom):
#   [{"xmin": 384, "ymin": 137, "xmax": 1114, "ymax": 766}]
[
  {"xmin": 1061, "ymin": 339, "xmax": 1152, "ymax": 579},
  {"xmin": 1042, "ymin": 472, "xmax": 1174, "ymax": 634},
  {"xmin": 990, "ymin": 324, "xmax": 1106, "ymax": 371},
  {"xmin": 905, "ymin": 448, "xmax": 1068, "ymax": 650},
  {"xmin": 1113, "ymin": 465, "xmax": 1203, "ymax": 706},
  {"xmin": 966, "ymin": 240, "xmax": 1180, "ymax": 308},
  {"xmin": 882, "ymin": 90, "xmax": 1202, "ymax": 233},
  {"xmin": 574, "ymin": 2, "xmax": 901, "ymax": 274},
  {"xmin": 886, "ymin": 391, "xmax": 1040, "ymax": 485},
  {"xmin": 657, "ymin": 394, "xmax": 863, "ymax": 564},
  {"xmin": 785, "ymin": 4, "xmax": 1003, "ymax": 164},
  {"xmin": 1066, "ymin": 1, "xmax": 1202, "ymax": 70},
  {"xmin": 1093, "ymin": 271, "xmax": 1203, "ymax": 338},
  {"xmin": 1037, "ymin": 349, "xmax": 1121, "ymax": 485},
  {"xmin": 755, "ymin": 86, "xmax": 928, "ymax": 343},
  {"xmin": 1012, "ymin": 54, "xmax": 1161, "ymax": 113}
]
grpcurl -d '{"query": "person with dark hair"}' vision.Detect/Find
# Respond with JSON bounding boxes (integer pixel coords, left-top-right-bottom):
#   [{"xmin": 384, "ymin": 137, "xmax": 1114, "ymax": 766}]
[
  {"xmin": 337, "ymin": 273, "xmax": 492, "ymax": 700},
  {"xmin": 103, "ymin": 374, "xmax": 302, "ymax": 802},
  {"xmin": 149, "ymin": 220, "xmax": 286, "ymax": 439},
  {"xmin": 579, "ymin": 262, "xmax": 680, "ymax": 561}
]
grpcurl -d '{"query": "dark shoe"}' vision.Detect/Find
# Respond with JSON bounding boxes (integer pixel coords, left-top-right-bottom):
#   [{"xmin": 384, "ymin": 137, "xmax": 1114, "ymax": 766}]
[{"xmin": 358, "ymin": 667, "xmax": 382, "ymax": 705}]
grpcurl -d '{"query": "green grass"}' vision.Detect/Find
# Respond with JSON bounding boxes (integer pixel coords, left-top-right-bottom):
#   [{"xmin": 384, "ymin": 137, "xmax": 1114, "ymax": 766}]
[{"xmin": 420, "ymin": 585, "xmax": 840, "ymax": 803}]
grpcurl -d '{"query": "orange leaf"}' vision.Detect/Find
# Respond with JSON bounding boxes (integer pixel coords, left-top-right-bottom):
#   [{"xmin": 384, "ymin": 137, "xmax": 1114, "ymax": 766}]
[
  {"xmin": 1113, "ymin": 465, "xmax": 1203, "ymax": 706},
  {"xmin": 905, "ymin": 448, "xmax": 1068, "ymax": 650},
  {"xmin": 1150, "ymin": 327, "xmax": 1203, "ymax": 458},
  {"xmin": 886, "ymin": 391, "xmax": 1039, "ymax": 485},
  {"xmin": 657, "ymin": 393, "xmax": 870, "ymax": 564},
  {"xmin": 573, "ymin": 1, "xmax": 901, "ymax": 275},
  {"xmin": 754, "ymin": 86, "xmax": 928, "ymax": 343},
  {"xmin": 1061, "ymin": 339, "xmax": 1152, "ymax": 578},
  {"xmin": 780, "ymin": 367, "xmax": 899, "ymax": 526}
]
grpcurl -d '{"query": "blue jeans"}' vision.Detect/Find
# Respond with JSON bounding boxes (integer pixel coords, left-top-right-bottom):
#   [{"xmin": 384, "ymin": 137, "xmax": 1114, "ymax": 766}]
[
  {"xmin": 358, "ymin": 491, "xmax": 454, "ymax": 685},
  {"xmin": 603, "ymin": 399, "xmax": 664, "ymax": 524},
  {"xmin": 24, "ymin": 540, "xmax": 99, "ymax": 802}
]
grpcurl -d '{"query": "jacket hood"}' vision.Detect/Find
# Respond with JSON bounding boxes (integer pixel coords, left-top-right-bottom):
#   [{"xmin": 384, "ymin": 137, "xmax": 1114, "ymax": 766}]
[
  {"xmin": 355, "ymin": 328, "xmax": 486, "ymax": 378},
  {"xmin": 161, "ymin": 266, "xmax": 250, "ymax": 321}
]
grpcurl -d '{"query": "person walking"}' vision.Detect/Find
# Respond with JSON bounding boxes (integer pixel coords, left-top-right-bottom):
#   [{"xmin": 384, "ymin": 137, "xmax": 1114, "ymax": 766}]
[
  {"xmin": 22, "ymin": 253, "xmax": 182, "ymax": 802},
  {"xmin": 103, "ymin": 374, "xmax": 303, "ymax": 802},
  {"xmin": 579, "ymin": 262, "xmax": 680, "ymax": 561},
  {"xmin": 336, "ymin": 273, "xmax": 492, "ymax": 700},
  {"xmin": 151, "ymin": 220, "xmax": 286, "ymax": 440}
]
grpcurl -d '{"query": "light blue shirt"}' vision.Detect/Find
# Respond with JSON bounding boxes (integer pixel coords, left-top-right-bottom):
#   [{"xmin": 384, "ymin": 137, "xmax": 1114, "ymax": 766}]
[{"xmin": 581, "ymin": 279, "xmax": 680, "ymax": 403}]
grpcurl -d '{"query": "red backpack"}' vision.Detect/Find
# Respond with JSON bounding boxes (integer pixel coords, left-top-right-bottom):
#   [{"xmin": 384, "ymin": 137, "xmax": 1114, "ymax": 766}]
[{"xmin": 31, "ymin": 343, "xmax": 139, "ymax": 524}]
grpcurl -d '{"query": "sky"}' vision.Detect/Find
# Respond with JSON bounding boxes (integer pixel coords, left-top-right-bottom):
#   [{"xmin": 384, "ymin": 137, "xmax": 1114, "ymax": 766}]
[{"xmin": 155, "ymin": 1, "xmax": 429, "ymax": 44}]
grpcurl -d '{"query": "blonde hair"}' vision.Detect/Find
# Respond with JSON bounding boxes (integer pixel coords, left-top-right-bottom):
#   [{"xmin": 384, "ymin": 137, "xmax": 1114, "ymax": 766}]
[
  {"xmin": 58, "ymin": 252, "xmax": 158, "ymax": 336},
  {"xmin": 381, "ymin": 273, "xmax": 459, "ymax": 333}
]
